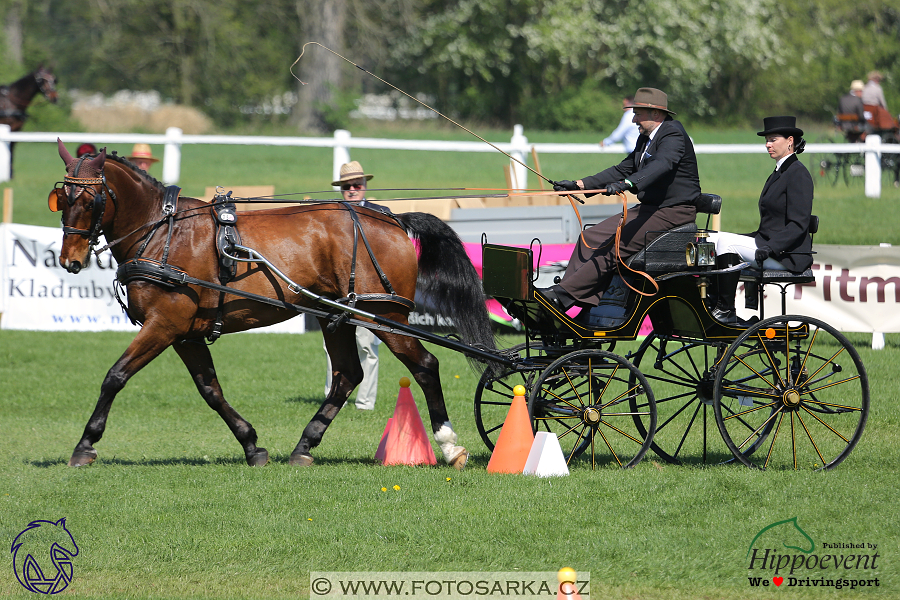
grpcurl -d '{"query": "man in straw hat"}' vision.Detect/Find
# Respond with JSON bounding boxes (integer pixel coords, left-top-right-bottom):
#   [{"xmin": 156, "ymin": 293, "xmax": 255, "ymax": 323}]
[
  {"xmin": 127, "ymin": 143, "xmax": 159, "ymax": 172},
  {"xmin": 542, "ymin": 87, "xmax": 700, "ymax": 311},
  {"xmin": 323, "ymin": 161, "xmax": 387, "ymax": 410}
]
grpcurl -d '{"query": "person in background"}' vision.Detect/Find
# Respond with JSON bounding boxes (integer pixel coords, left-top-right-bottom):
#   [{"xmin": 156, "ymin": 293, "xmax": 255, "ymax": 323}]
[
  {"xmin": 837, "ymin": 80, "xmax": 867, "ymax": 141},
  {"xmin": 127, "ymin": 143, "xmax": 159, "ymax": 172},
  {"xmin": 706, "ymin": 116, "xmax": 814, "ymax": 326},
  {"xmin": 542, "ymin": 87, "xmax": 700, "ymax": 312},
  {"xmin": 76, "ymin": 143, "xmax": 98, "ymax": 158},
  {"xmin": 323, "ymin": 161, "xmax": 385, "ymax": 410},
  {"xmin": 600, "ymin": 95, "xmax": 639, "ymax": 154},
  {"xmin": 861, "ymin": 71, "xmax": 888, "ymax": 111}
]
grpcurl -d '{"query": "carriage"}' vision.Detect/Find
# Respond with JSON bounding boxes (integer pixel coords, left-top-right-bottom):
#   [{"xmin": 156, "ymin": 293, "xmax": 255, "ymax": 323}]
[
  {"xmin": 475, "ymin": 194, "xmax": 869, "ymax": 471},
  {"xmin": 50, "ymin": 143, "xmax": 869, "ymax": 472}
]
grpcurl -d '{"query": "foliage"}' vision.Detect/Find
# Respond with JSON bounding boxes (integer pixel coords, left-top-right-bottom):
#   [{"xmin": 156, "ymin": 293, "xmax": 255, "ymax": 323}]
[
  {"xmin": 520, "ymin": 79, "xmax": 622, "ymax": 132},
  {"xmin": 1, "ymin": 0, "xmax": 899, "ymax": 129}
]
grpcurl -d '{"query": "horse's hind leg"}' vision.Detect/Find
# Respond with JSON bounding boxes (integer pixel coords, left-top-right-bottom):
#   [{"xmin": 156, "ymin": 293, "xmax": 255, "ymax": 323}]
[
  {"xmin": 69, "ymin": 326, "xmax": 175, "ymax": 466},
  {"xmin": 289, "ymin": 325, "xmax": 363, "ymax": 466},
  {"xmin": 379, "ymin": 333, "xmax": 469, "ymax": 469},
  {"xmin": 172, "ymin": 341, "xmax": 268, "ymax": 466}
]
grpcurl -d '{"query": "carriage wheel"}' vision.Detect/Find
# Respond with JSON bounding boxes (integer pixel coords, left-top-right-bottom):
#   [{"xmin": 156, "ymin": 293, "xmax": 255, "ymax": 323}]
[
  {"xmin": 713, "ymin": 316, "xmax": 869, "ymax": 470},
  {"xmin": 528, "ymin": 349, "xmax": 656, "ymax": 469},
  {"xmin": 629, "ymin": 334, "xmax": 730, "ymax": 465},
  {"xmin": 473, "ymin": 344, "xmax": 545, "ymax": 451}
]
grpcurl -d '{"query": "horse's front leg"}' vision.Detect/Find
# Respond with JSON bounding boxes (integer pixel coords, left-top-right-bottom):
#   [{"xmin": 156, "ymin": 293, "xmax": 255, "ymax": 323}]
[
  {"xmin": 172, "ymin": 340, "xmax": 268, "ymax": 466},
  {"xmin": 380, "ymin": 334, "xmax": 469, "ymax": 469},
  {"xmin": 68, "ymin": 325, "xmax": 175, "ymax": 466},
  {"xmin": 289, "ymin": 325, "xmax": 362, "ymax": 466}
]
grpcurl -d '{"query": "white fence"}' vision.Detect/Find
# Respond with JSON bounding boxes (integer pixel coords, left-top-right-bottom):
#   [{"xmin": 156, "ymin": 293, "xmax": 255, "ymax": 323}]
[{"xmin": 1, "ymin": 123, "xmax": 898, "ymax": 197}]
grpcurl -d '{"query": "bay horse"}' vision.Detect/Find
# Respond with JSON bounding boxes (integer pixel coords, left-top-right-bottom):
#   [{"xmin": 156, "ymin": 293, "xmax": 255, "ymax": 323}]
[
  {"xmin": 2, "ymin": 65, "xmax": 58, "ymax": 178},
  {"xmin": 51, "ymin": 140, "xmax": 495, "ymax": 468}
]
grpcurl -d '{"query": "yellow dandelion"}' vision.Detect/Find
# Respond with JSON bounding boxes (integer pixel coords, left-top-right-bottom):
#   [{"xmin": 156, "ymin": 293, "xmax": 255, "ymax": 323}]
[
  {"xmin": 381, "ymin": 487, "xmax": 387, "ymax": 492},
  {"xmin": 446, "ymin": 477, "xmax": 452, "ymax": 482},
  {"xmin": 307, "ymin": 518, "xmax": 312, "ymax": 521},
  {"xmin": 393, "ymin": 485, "xmax": 401, "ymax": 491},
  {"xmin": 454, "ymin": 375, "xmax": 460, "ymax": 379}
]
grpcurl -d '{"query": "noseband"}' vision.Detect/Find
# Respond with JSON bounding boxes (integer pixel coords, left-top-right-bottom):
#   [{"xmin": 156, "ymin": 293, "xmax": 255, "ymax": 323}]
[{"xmin": 60, "ymin": 156, "xmax": 118, "ymax": 249}]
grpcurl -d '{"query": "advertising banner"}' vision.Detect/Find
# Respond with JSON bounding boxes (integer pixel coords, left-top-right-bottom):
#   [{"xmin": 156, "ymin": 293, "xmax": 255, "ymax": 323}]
[{"xmin": 0, "ymin": 223, "xmax": 304, "ymax": 333}]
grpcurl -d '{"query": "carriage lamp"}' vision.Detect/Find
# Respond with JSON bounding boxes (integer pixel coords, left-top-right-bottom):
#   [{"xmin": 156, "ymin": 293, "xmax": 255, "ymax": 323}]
[{"xmin": 686, "ymin": 233, "xmax": 716, "ymax": 299}]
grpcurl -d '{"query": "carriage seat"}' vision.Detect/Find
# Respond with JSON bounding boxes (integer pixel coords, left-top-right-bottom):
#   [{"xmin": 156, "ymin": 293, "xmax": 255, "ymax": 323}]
[
  {"xmin": 625, "ymin": 193, "xmax": 722, "ymax": 272},
  {"xmin": 739, "ymin": 215, "xmax": 818, "ymax": 316}
]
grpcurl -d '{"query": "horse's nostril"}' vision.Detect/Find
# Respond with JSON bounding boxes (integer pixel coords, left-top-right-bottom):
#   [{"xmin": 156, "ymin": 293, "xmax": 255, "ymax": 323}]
[{"xmin": 69, "ymin": 261, "xmax": 82, "ymax": 274}]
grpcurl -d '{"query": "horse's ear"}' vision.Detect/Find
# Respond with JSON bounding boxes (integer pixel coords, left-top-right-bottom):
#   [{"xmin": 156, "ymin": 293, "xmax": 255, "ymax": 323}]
[
  {"xmin": 88, "ymin": 148, "xmax": 106, "ymax": 170},
  {"xmin": 57, "ymin": 138, "xmax": 74, "ymax": 165}
]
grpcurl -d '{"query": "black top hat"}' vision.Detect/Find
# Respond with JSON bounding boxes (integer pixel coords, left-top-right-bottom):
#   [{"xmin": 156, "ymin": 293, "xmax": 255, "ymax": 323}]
[{"xmin": 757, "ymin": 116, "xmax": 803, "ymax": 138}]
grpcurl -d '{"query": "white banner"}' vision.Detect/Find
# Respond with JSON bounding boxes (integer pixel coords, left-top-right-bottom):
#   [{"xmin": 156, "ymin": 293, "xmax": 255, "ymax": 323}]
[
  {"xmin": 738, "ymin": 244, "xmax": 900, "ymax": 333},
  {"xmin": 0, "ymin": 223, "xmax": 304, "ymax": 333}
]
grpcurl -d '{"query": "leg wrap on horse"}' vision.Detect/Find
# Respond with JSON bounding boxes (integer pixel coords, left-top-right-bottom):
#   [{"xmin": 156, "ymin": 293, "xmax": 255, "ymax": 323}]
[{"xmin": 434, "ymin": 422, "xmax": 468, "ymax": 467}]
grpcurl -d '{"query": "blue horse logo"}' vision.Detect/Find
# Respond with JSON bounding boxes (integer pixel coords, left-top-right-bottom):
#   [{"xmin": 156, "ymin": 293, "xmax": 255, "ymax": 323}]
[{"xmin": 11, "ymin": 518, "xmax": 79, "ymax": 594}]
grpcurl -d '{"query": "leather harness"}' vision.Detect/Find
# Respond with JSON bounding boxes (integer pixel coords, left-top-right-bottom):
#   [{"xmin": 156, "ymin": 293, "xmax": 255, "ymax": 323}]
[{"xmin": 115, "ymin": 193, "xmax": 415, "ymax": 342}]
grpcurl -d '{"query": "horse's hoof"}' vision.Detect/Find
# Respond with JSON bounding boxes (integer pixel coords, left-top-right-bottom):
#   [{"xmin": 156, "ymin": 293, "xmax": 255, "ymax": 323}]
[
  {"xmin": 247, "ymin": 448, "xmax": 269, "ymax": 467},
  {"xmin": 289, "ymin": 453, "xmax": 314, "ymax": 467},
  {"xmin": 448, "ymin": 449, "xmax": 468, "ymax": 470},
  {"xmin": 68, "ymin": 450, "xmax": 97, "ymax": 467}
]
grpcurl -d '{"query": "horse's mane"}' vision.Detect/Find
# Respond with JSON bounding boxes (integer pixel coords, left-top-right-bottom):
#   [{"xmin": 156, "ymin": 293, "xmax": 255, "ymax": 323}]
[{"xmin": 105, "ymin": 151, "xmax": 166, "ymax": 192}]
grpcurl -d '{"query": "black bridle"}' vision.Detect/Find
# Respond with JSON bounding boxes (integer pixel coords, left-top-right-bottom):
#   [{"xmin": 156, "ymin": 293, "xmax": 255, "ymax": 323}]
[{"xmin": 54, "ymin": 156, "xmax": 118, "ymax": 249}]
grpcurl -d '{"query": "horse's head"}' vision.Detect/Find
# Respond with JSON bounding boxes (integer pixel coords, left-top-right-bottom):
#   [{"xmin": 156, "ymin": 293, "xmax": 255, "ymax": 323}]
[
  {"xmin": 35, "ymin": 65, "xmax": 58, "ymax": 103},
  {"xmin": 50, "ymin": 139, "xmax": 113, "ymax": 273}
]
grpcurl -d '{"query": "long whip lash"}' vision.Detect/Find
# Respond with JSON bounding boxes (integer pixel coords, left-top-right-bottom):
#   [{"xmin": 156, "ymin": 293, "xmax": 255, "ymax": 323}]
[
  {"xmin": 290, "ymin": 42, "xmax": 550, "ymax": 185},
  {"xmin": 291, "ymin": 43, "xmax": 654, "ymax": 294}
]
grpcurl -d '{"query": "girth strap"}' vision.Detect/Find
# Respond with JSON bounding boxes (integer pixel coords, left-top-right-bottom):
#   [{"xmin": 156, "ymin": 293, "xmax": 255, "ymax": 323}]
[{"xmin": 340, "ymin": 201, "xmax": 402, "ymax": 303}]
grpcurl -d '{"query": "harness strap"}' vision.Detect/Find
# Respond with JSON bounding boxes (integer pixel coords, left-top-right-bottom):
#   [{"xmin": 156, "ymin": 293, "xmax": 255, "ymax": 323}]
[{"xmin": 341, "ymin": 202, "xmax": 398, "ymax": 296}]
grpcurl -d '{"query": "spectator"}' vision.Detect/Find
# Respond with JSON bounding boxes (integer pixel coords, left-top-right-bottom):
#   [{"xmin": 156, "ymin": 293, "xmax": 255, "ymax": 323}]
[
  {"xmin": 861, "ymin": 70, "xmax": 899, "ymax": 133},
  {"xmin": 76, "ymin": 143, "xmax": 98, "ymax": 158},
  {"xmin": 600, "ymin": 96, "xmax": 640, "ymax": 153},
  {"xmin": 323, "ymin": 161, "xmax": 384, "ymax": 410},
  {"xmin": 127, "ymin": 143, "xmax": 159, "ymax": 172}
]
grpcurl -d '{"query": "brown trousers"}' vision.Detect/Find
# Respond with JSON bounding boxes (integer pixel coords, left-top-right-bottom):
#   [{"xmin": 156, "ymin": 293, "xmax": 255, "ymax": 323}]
[{"xmin": 560, "ymin": 203, "xmax": 697, "ymax": 305}]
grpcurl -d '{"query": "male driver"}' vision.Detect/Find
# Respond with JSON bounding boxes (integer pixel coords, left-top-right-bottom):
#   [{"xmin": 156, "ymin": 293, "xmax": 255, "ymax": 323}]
[{"xmin": 543, "ymin": 87, "xmax": 700, "ymax": 310}]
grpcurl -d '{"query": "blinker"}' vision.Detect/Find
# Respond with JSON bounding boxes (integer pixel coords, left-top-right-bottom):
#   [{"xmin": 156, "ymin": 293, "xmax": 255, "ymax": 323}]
[{"xmin": 48, "ymin": 188, "xmax": 64, "ymax": 212}]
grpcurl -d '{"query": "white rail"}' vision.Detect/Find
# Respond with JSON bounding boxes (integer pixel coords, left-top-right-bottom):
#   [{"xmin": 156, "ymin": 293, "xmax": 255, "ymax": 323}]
[{"xmin": 1, "ymin": 124, "xmax": 898, "ymax": 197}]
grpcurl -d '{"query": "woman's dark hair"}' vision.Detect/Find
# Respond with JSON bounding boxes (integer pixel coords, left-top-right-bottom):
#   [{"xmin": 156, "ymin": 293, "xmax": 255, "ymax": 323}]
[{"xmin": 794, "ymin": 138, "xmax": 806, "ymax": 155}]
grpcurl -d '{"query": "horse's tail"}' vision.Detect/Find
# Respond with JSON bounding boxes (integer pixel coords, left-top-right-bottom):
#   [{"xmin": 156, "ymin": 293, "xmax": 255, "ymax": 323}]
[{"xmin": 395, "ymin": 212, "xmax": 497, "ymax": 362}]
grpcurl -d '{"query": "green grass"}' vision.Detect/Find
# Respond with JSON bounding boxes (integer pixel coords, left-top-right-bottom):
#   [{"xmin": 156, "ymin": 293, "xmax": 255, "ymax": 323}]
[
  {"xmin": 1, "ymin": 330, "xmax": 898, "ymax": 599},
  {"xmin": 6, "ymin": 125, "xmax": 900, "ymax": 245}
]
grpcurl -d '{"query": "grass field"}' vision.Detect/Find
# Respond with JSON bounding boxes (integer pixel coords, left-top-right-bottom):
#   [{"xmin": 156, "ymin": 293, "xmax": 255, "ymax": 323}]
[
  {"xmin": 1, "ymin": 330, "xmax": 898, "ymax": 599},
  {"xmin": 2, "ymin": 124, "xmax": 899, "ymax": 598}
]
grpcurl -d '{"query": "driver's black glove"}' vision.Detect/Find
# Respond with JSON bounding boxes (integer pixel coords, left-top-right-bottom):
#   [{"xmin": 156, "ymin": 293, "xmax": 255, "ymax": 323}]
[
  {"xmin": 755, "ymin": 246, "xmax": 773, "ymax": 266},
  {"xmin": 602, "ymin": 180, "xmax": 633, "ymax": 196},
  {"xmin": 551, "ymin": 180, "xmax": 579, "ymax": 192}
]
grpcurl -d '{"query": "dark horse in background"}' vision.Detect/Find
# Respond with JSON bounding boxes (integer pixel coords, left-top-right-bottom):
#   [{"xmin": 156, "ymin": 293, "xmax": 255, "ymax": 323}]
[
  {"xmin": 1, "ymin": 66, "xmax": 58, "ymax": 177},
  {"xmin": 51, "ymin": 141, "xmax": 495, "ymax": 468}
]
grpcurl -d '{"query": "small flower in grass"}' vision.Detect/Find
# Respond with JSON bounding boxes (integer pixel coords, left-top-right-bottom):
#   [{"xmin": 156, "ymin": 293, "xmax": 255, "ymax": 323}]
[
  {"xmin": 454, "ymin": 375, "xmax": 460, "ymax": 379},
  {"xmin": 307, "ymin": 518, "xmax": 312, "ymax": 521},
  {"xmin": 381, "ymin": 487, "xmax": 387, "ymax": 492},
  {"xmin": 446, "ymin": 477, "xmax": 451, "ymax": 482},
  {"xmin": 393, "ymin": 485, "xmax": 401, "ymax": 491}
]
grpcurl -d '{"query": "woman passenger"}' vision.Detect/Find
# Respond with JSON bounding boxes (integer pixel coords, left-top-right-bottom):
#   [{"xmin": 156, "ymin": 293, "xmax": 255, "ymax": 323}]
[{"xmin": 707, "ymin": 116, "xmax": 814, "ymax": 326}]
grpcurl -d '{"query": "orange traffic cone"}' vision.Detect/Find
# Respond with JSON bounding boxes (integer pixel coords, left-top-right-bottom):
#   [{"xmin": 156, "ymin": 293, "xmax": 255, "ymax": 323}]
[
  {"xmin": 486, "ymin": 385, "xmax": 534, "ymax": 474},
  {"xmin": 374, "ymin": 418, "xmax": 393, "ymax": 463},
  {"xmin": 381, "ymin": 377, "xmax": 437, "ymax": 466},
  {"xmin": 556, "ymin": 568, "xmax": 583, "ymax": 600}
]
